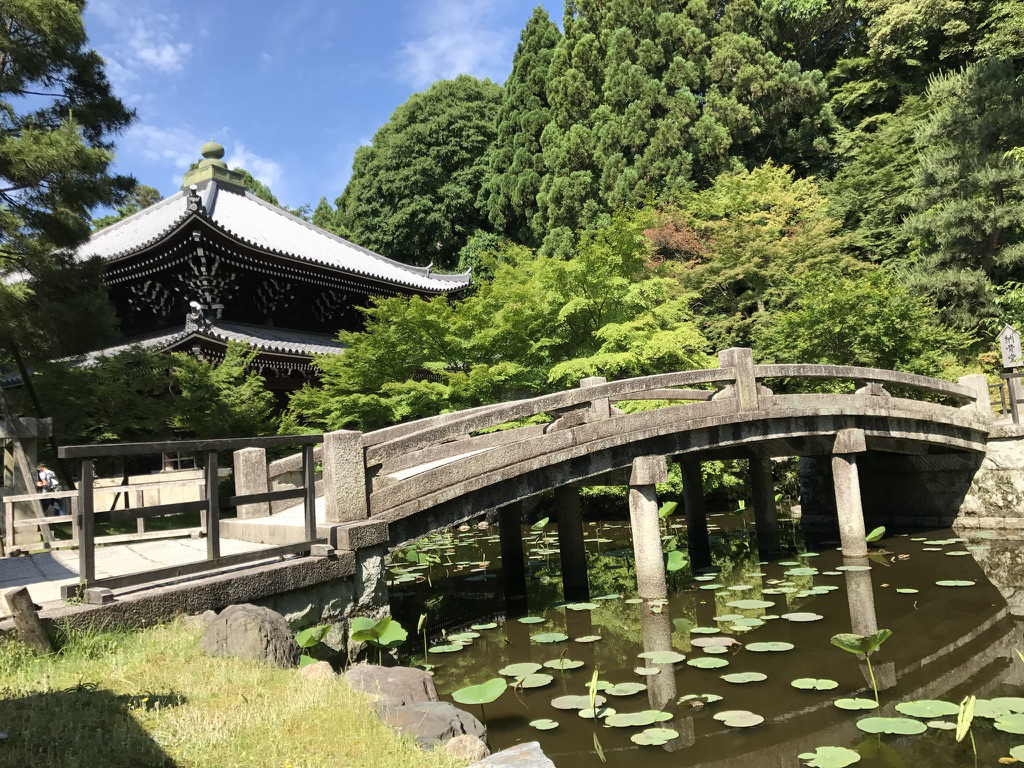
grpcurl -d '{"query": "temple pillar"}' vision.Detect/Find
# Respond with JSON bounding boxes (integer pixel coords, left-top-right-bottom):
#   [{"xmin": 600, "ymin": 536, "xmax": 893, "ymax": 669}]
[
  {"xmin": 680, "ymin": 458, "xmax": 711, "ymax": 571},
  {"xmin": 629, "ymin": 456, "xmax": 669, "ymax": 600},
  {"xmin": 556, "ymin": 486, "xmax": 589, "ymax": 602}
]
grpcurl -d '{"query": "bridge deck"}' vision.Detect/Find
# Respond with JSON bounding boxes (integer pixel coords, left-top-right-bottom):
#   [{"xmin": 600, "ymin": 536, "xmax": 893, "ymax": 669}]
[{"xmin": 0, "ymin": 536, "xmax": 273, "ymax": 618}]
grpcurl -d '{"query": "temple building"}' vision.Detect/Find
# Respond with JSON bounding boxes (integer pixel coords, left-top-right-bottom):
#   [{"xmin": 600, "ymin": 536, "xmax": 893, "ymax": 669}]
[{"xmin": 76, "ymin": 141, "xmax": 471, "ymax": 392}]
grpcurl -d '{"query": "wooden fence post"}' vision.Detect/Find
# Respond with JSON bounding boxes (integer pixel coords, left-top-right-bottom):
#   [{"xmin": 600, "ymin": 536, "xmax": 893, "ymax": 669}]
[
  {"xmin": 302, "ymin": 444, "xmax": 317, "ymax": 541},
  {"xmin": 205, "ymin": 451, "xmax": 220, "ymax": 560},
  {"xmin": 78, "ymin": 459, "xmax": 95, "ymax": 587},
  {"xmin": 3, "ymin": 586, "xmax": 51, "ymax": 652}
]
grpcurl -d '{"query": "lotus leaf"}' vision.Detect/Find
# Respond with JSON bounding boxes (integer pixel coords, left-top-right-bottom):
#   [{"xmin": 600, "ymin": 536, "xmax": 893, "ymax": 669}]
[
  {"xmin": 782, "ymin": 612, "xmax": 824, "ymax": 623},
  {"xmin": 995, "ymin": 714, "xmax": 1024, "ymax": 735},
  {"xmin": 895, "ymin": 700, "xmax": 959, "ymax": 719},
  {"xmin": 727, "ymin": 585, "xmax": 754, "ymax": 592},
  {"xmin": 529, "ymin": 718, "xmax": 559, "ymax": 731},
  {"xmin": 778, "ymin": 561, "xmax": 801, "ymax": 566},
  {"xmin": 666, "ymin": 550, "xmax": 687, "ymax": 572},
  {"xmin": 791, "ymin": 678, "xmax": 839, "ymax": 691},
  {"xmin": 691, "ymin": 626, "xmax": 721, "ymax": 634},
  {"xmin": 578, "ymin": 706, "xmax": 616, "ymax": 719},
  {"xmin": 830, "ymin": 630, "xmax": 892, "ymax": 657},
  {"xmin": 713, "ymin": 709, "xmax": 765, "ymax": 727},
  {"xmin": 834, "ymin": 698, "xmax": 879, "ymax": 711},
  {"xmin": 448, "ymin": 631, "xmax": 479, "ymax": 642},
  {"xmin": 971, "ymin": 698, "xmax": 1014, "ymax": 718},
  {"xmin": 517, "ymin": 616, "xmax": 546, "ymax": 624},
  {"xmin": 530, "ymin": 516, "xmax": 550, "ymax": 530},
  {"xmin": 693, "ymin": 575, "xmax": 716, "ymax": 581},
  {"xmin": 295, "ymin": 624, "xmax": 331, "ymax": 649},
  {"xmin": 679, "ymin": 693, "xmax": 724, "ymax": 704},
  {"xmin": 991, "ymin": 698, "xmax": 1024, "ymax": 713},
  {"xmin": 699, "ymin": 583, "xmax": 724, "ymax": 590},
  {"xmin": 799, "ymin": 551, "xmax": 821, "ymax": 557},
  {"xmin": 531, "ymin": 632, "xmax": 569, "ymax": 644},
  {"xmin": 746, "ymin": 641, "xmax": 794, "ymax": 652},
  {"xmin": 798, "ymin": 746, "xmax": 861, "ymax": 768},
  {"xmin": 935, "ymin": 580, "xmax": 975, "ymax": 587},
  {"xmin": 452, "ymin": 678, "xmax": 507, "ymax": 706},
  {"xmin": 606, "ymin": 682, "xmax": 647, "ymax": 696},
  {"xmin": 785, "ymin": 567, "xmax": 819, "ymax": 576},
  {"xmin": 703, "ymin": 645, "xmax": 730, "ymax": 654},
  {"xmin": 631, "ymin": 727, "xmax": 680, "ymax": 746},
  {"xmin": 428, "ymin": 643, "xmax": 462, "ymax": 653},
  {"xmin": 565, "ymin": 602, "xmax": 599, "ymax": 611},
  {"xmin": 687, "ymin": 657, "xmax": 729, "ymax": 669},
  {"xmin": 926, "ymin": 720, "xmax": 956, "ymax": 730},
  {"xmin": 855, "ymin": 717, "xmax": 927, "ymax": 735},
  {"xmin": 551, "ymin": 694, "xmax": 606, "ymax": 710},
  {"xmin": 634, "ymin": 666, "xmax": 660, "ymax": 676},
  {"xmin": 721, "ymin": 672, "xmax": 767, "ymax": 684},
  {"xmin": 544, "ymin": 658, "xmax": 585, "ymax": 670},
  {"xmin": 637, "ymin": 650, "xmax": 686, "ymax": 664},
  {"xmin": 604, "ymin": 710, "xmax": 673, "ymax": 727},
  {"xmin": 470, "ymin": 622, "xmax": 498, "ymax": 630},
  {"xmin": 692, "ymin": 636, "xmax": 739, "ymax": 648},
  {"xmin": 895, "ymin": 588, "xmax": 918, "ymax": 594},
  {"xmin": 865, "ymin": 526, "xmax": 886, "ymax": 543},
  {"xmin": 499, "ymin": 662, "xmax": 542, "ymax": 677},
  {"xmin": 593, "ymin": 593, "xmax": 621, "ymax": 601},
  {"xmin": 516, "ymin": 673, "xmax": 554, "ymax": 689},
  {"xmin": 574, "ymin": 635, "xmax": 602, "ymax": 643},
  {"xmin": 726, "ymin": 599, "xmax": 775, "ymax": 610},
  {"xmin": 1011, "ymin": 746, "xmax": 1024, "ymax": 761}
]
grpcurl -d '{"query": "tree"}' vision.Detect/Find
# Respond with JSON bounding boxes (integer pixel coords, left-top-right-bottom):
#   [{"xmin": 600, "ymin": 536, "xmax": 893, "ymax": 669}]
[
  {"xmin": 0, "ymin": 0, "xmax": 135, "ymax": 268},
  {"xmin": 336, "ymin": 75, "xmax": 502, "ymax": 270},
  {"xmin": 477, "ymin": 7, "xmax": 561, "ymax": 245},
  {"xmin": 904, "ymin": 57, "xmax": 1024, "ymax": 328},
  {"xmin": 311, "ymin": 196, "xmax": 347, "ymax": 236},
  {"xmin": 664, "ymin": 163, "xmax": 860, "ymax": 349},
  {"xmin": 753, "ymin": 267, "xmax": 971, "ymax": 375},
  {"xmin": 92, "ymin": 184, "xmax": 161, "ymax": 230}
]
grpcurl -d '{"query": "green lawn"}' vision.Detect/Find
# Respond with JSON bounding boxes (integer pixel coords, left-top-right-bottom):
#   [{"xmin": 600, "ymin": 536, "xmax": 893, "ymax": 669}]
[{"xmin": 0, "ymin": 620, "xmax": 466, "ymax": 768}]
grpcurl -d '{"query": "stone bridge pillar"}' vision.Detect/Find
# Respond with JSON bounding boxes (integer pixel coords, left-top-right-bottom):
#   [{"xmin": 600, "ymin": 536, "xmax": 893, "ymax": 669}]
[
  {"xmin": 629, "ymin": 455, "xmax": 669, "ymax": 600},
  {"xmin": 679, "ymin": 458, "xmax": 711, "ymax": 571},
  {"xmin": 749, "ymin": 455, "xmax": 780, "ymax": 558},
  {"xmin": 832, "ymin": 428, "xmax": 868, "ymax": 558},
  {"xmin": 497, "ymin": 503, "xmax": 528, "ymax": 612},
  {"xmin": 556, "ymin": 487, "xmax": 589, "ymax": 602}
]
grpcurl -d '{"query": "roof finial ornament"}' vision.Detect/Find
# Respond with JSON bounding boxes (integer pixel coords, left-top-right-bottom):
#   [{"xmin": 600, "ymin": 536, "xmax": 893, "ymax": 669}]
[
  {"xmin": 186, "ymin": 183, "xmax": 204, "ymax": 215},
  {"xmin": 181, "ymin": 140, "xmax": 245, "ymax": 191}
]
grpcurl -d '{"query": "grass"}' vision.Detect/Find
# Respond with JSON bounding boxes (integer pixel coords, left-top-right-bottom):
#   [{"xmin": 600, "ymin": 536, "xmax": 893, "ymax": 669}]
[{"xmin": 0, "ymin": 620, "xmax": 467, "ymax": 768}]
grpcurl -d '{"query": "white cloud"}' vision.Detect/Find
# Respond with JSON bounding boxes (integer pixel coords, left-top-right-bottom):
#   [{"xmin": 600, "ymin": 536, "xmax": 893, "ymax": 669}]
[
  {"xmin": 122, "ymin": 123, "xmax": 203, "ymax": 189},
  {"xmin": 87, "ymin": 0, "xmax": 192, "ymax": 90},
  {"xmin": 398, "ymin": 0, "xmax": 513, "ymax": 88},
  {"xmin": 226, "ymin": 144, "xmax": 283, "ymax": 192}
]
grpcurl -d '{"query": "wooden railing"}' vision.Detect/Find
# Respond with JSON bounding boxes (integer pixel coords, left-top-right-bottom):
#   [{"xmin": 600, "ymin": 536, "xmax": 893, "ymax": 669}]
[{"xmin": 56, "ymin": 434, "xmax": 323, "ymax": 598}]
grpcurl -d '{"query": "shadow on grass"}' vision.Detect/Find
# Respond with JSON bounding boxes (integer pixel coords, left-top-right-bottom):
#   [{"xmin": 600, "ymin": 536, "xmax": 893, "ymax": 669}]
[{"xmin": 0, "ymin": 683, "xmax": 183, "ymax": 768}]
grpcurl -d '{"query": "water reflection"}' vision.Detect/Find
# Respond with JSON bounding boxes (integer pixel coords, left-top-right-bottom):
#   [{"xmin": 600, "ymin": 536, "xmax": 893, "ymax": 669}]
[{"xmin": 842, "ymin": 558, "xmax": 897, "ymax": 693}]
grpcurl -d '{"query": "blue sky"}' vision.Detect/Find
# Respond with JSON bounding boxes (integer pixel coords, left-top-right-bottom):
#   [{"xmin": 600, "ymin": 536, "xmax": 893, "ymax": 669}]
[{"xmin": 84, "ymin": 0, "xmax": 560, "ymax": 210}]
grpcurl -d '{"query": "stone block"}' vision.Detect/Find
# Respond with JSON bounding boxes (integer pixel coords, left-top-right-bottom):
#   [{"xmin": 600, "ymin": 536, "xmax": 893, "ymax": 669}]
[
  {"xmin": 323, "ymin": 430, "xmax": 369, "ymax": 523},
  {"xmin": 833, "ymin": 428, "xmax": 867, "ymax": 454},
  {"xmin": 468, "ymin": 742, "xmax": 555, "ymax": 768},
  {"xmin": 298, "ymin": 660, "xmax": 336, "ymax": 681},
  {"xmin": 629, "ymin": 455, "xmax": 668, "ymax": 486},
  {"xmin": 233, "ymin": 447, "xmax": 270, "ymax": 519},
  {"xmin": 328, "ymin": 519, "xmax": 388, "ymax": 552},
  {"xmin": 446, "ymin": 735, "xmax": 489, "ymax": 762},
  {"xmin": 345, "ymin": 663, "xmax": 437, "ymax": 705},
  {"xmin": 377, "ymin": 700, "xmax": 485, "ymax": 750},
  {"xmin": 84, "ymin": 588, "xmax": 114, "ymax": 605}
]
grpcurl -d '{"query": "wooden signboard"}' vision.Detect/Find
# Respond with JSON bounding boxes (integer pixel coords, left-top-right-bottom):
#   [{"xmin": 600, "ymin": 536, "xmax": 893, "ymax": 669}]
[{"xmin": 1000, "ymin": 325, "xmax": 1023, "ymax": 369}]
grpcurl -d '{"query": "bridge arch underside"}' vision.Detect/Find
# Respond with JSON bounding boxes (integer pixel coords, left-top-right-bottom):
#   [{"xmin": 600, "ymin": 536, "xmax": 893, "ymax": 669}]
[{"xmin": 377, "ymin": 399, "xmax": 988, "ymax": 547}]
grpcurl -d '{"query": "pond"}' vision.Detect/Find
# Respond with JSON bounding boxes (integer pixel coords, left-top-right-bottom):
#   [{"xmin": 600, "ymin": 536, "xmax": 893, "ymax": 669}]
[{"xmin": 387, "ymin": 503, "xmax": 1024, "ymax": 768}]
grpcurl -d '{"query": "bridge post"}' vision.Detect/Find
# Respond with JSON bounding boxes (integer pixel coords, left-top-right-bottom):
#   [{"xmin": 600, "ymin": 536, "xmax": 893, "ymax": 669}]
[
  {"xmin": 323, "ymin": 430, "xmax": 368, "ymax": 523},
  {"xmin": 629, "ymin": 455, "xmax": 669, "ymax": 599},
  {"xmin": 233, "ymin": 447, "xmax": 270, "ymax": 519},
  {"xmin": 580, "ymin": 375, "xmax": 611, "ymax": 420},
  {"xmin": 497, "ymin": 503, "xmax": 528, "ymax": 611},
  {"xmin": 679, "ymin": 459, "xmax": 712, "ymax": 571},
  {"xmin": 958, "ymin": 373, "xmax": 993, "ymax": 419},
  {"xmin": 718, "ymin": 347, "xmax": 759, "ymax": 410},
  {"xmin": 832, "ymin": 428, "xmax": 868, "ymax": 558},
  {"xmin": 749, "ymin": 455, "xmax": 780, "ymax": 558},
  {"xmin": 556, "ymin": 487, "xmax": 590, "ymax": 601}
]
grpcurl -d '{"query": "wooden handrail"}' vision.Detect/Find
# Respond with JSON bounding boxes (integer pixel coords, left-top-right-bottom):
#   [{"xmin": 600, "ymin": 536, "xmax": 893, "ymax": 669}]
[{"xmin": 58, "ymin": 433, "xmax": 322, "ymax": 459}]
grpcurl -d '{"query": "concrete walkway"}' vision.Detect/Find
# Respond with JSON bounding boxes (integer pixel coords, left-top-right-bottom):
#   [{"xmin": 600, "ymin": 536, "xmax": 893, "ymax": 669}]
[{"xmin": 0, "ymin": 536, "xmax": 271, "ymax": 617}]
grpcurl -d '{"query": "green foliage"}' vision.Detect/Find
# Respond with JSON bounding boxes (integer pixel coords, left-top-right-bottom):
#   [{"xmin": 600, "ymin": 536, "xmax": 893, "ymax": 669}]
[
  {"xmin": 0, "ymin": 0, "xmax": 135, "ymax": 269},
  {"xmin": 349, "ymin": 616, "xmax": 408, "ymax": 650},
  {"xmin": 295, "ymin": 625, "xmax": 331, "ymax": 649},
  {"xmin": 337, "ymin": 75, "xmax": 502, "ymax": 270},
  {"xmin": 92, "ymin": 185, "xmax": 162, "ymax": 230}
]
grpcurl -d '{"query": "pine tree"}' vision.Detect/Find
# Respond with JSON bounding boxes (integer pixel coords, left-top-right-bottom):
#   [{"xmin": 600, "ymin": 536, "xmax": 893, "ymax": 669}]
[{"xmin": 477, "ymin": 7, "xmax": 560, "ymax": 246}]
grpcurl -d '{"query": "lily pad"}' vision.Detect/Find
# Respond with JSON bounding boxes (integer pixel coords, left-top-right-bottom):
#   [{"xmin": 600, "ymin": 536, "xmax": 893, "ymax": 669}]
[
  {"xmin": 791, "ymin": 678, "xmax": 839, "ymax": 691},
  {"xmin": 782, "ymin": 612, "xmax": 824, "ymax": 622},
  {"xmin": 935, "ymin": 580, "xmax": 975, "ymax": 587},
  {"xmin": 1011, "ymin": 746, "xmax": 1024, "ymax": 761},
  {"xmin": 605, "ymin": 710, "xmax": 673, "ymax": 727},
  {"xmin": 855, "ymin": 717, "xmax": 927, "ymax": 735},
  {"xmin": 428, "ymin": 643, "xmax": 463, "ymax": 653},
  {"xmin": 699, "ymin": 583, "xmax": 724, "ymax": 590},
  {"xmin": 727, "ymin": 584, "xmax": 754, "ymax": 592},
  {"xmin": 990, "ymin": 697, "xmax": 1024, "ymax": 713},
  {"xmin": 499, "ymin": 662, "xmax": 543, "ymax": 677},
  {"xmin": 470, "ymin": 622, "xmax": 498, "ymax": 630},
  {"xmin": 531, "ymin": 632, "xmax": 569, "ymax": 644},
  {"xmin": 713, "ymin": 709, "xmax": 765, "ymax": 727},
  {"xmin": 746, "ymin": 641, "xmax": 794, "ymax": 652},
  {"xmin": 551, "ymin": 694, "xmax": 606, "ymax": 710},
  {"xmin": 995, "ymin": 714, "xmax": 1024, "ymax": 735},
  {"xmin": 578, "ymin": 706, "xmax": 617, "ymax": 719},
  {"xmin": 544, "ymin": 658, "xmax": 585, "ymax": 670},
  {"xmin": 529, "ymin": 718, "xmax": 559, "ymax": 731},
  {"xmin": 692, "ymin": 636, "xmax": 740, "ymax": 648},
  {"xmin": 593, "ymin": 593, "xmax": 621, "ymax": 601},
  {"xmin": 637, "ymin": 650, "xmax": 686, "ymax": 664},
  {"xmin": 895, "ymin": 700, "xmax": 959, "ymax": 719},
  {"xmin": 834, "ymin": 698, "xmax": 879, "ymax": 711},
  {"xmin": 714, "ymin": 613, "xmax": 744, "ymax": 622},
  {"xmin": 785, "ymin": 567, "xmax": 819, "ymax": 576},
  {"xmin": 721, "ymin": 671, "xmax": 767, "ymax": 684},
  {"xmin": 517, "ymin": 616, "xmax": 546, "ymax": 624},
  {"xmin": 726, "ymin": 599, "xmax": 775, "ymax": 610},
  {"xmin": 452, "ymin": 678, "xmax": 507, "ymax": 705},
  {"xmin": 631, "ymin": 727, "xmax": 679, "ymax": 746},
  {"xmin": 515, "ymin": 673, "xmax": 555, "ymax": 689},
  {"xmin": 574, "ymin": 635, "xmax": 602, "ymax": 643},
  {"xmin": 448, "ymin": 631, "xmax": 480, "ymax": 642},
  {"xmin": 798, "ymin": 746, "xmax": 861, "ymax": 768},
  {"xmin": 634, "ymin": 666, "xmax": 661, "ymax": 676},
  {"xmin": 691, "ymin": 626, "xmax": 722, "ymax": 634},
  {"xmin": 926, "ymin": 720, "xmax": 956, "ymax": 730},
  {"xmin": 895, "ymin": 588, "xmax": 919, "ymax": 594},
  {"xmin": 687, "ymin": 656, "xmax": 729, "ymax": 669},
  {"xmin": 565, "ymin": 602, "xmax": 599, "ymax": 611},
  {"xmin": 703, "ymin": 645, "xmax": 730, "ymax": 654},
  {"xmin": 731, "ymin": 617, "xmax": 765, "ymax": 628},
  {"xmin": 679, "ymin": 693, "xmax": 724, "ymax": 704},
  {"xmin": 606, "ymin": 682, "xmax": 647, "ymax": 696}
]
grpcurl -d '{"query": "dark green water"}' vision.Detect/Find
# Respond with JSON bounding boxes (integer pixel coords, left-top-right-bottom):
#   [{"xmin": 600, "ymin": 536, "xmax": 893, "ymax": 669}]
[{"xmin": 388, "ymin": 508, "xmax": 1024, "ymax": 767}]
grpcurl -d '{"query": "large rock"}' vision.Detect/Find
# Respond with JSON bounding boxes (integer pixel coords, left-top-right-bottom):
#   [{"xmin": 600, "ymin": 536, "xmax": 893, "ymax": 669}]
[
  {"xmin": 469, "ymin": 742, "xmax": 555, "ymax": 768},
  {"xmin": 377, "ymin": 701, "xmax": 486, "ymax": 749},
  {"xmin": 446, "ymin": 734, "xmax": 489, "ymax": 762},
  {"xmin": 345, "ymin": 663, "xmax": 438, "ymax": 705},
  {"xmin": 298, "ymin": 660, "xmax": 336, "ymax": 681},
  {"xmin": 200, "ymin": 604, "xmax": 298, "ymax": 668}
]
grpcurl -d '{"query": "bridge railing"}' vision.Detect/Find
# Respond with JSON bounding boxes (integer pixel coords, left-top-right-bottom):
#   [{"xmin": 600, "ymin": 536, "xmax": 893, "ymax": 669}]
[{"xmin": 56, "ymin": 434, "xmax": 323, "ymax": 600}]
